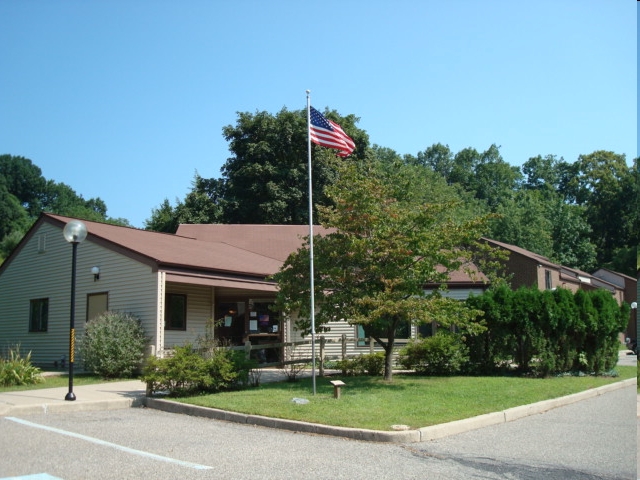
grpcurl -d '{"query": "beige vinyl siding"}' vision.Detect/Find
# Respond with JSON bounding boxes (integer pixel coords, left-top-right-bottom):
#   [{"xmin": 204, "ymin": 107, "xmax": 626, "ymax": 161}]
[
  {"xmin": 163, "ymin": 282, "xmax": 214, "ymax": 348},
  {"xmin": 286, "ymin": 314, "xmax": 386, "ymax": 360},
  {"xmin": 284, "ymin": 287, "xmax": 487, "ymax": 362},
  {"xmin": 423, "ymin": 288, "xmax": 486, "ymax": 301},
  {"xmin": 0, "ymin": 222, "xmax": 159, "ymax": 367},
  {"xmin": 83, "ymin": 246, "xmax": 158, "ymax": 364}
]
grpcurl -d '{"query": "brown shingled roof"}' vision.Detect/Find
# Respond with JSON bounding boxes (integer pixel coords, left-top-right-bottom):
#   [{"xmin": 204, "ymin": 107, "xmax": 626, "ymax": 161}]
[
  {"xmin": 36, "ymin": 215, "xmax": 488, "ymax": 287},
  {"xmin": 482, "ymin": 237, "xmax": 558, "ymax": 269},
  {"xmin": 44, "ymin": 214, "xmax": 283, "ymax": 277},
  {"xmin": 176, "ymin": 224, "xmax": 334, "ymax": 262}
]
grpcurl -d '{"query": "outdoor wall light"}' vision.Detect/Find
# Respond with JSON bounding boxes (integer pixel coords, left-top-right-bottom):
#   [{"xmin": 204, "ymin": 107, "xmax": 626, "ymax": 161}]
[
  {"xmin": 91, "ymin": 266, "xmax": 100, "ymax": 281},
  {"xmin": 62, "ymin": 219, "xmax": 88, "ymax": 401}
]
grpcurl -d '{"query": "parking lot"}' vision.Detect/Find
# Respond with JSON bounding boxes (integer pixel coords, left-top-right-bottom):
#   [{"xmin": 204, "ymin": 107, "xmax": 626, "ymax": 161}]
[{"xmin": 1, "ymin": 380, "xmax": 636, "ymax": 480}]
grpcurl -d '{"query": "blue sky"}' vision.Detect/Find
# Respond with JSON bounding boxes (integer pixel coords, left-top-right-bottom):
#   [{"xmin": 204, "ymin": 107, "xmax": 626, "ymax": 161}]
[{"xmin": 1, "ymin": 1, "xmax": 636, "ymax": 228}]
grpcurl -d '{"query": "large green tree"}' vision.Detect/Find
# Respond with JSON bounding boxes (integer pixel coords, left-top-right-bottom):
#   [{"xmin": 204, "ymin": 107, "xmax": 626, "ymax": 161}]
[
  {"xmin": 414, "ymin": 143, "xmax": 455, "ymax": 181},
  {"xmin": 564, "ymin": 150, "xmax": 633, "ymax": 266},
  {"xmin": 0, "ymin": 154, "xmax": 46, "ymax": 215},
  {"xmin": 0, "ymin": 154, "xmax": 126, "ymax": 262},
  {"xmin": 444, "ymin": 144, "xmax": 522, "ymax": 208},
  {"xmin": 0, "ymin": 179, "xmax": 29, "ymax": 240},
  {"xmin": 274, "ymin": 159, "xmax": 496, "ymax": 381},
  {"xmin": 220, "ymin": 107, "xmax": 367, "ymax": 224},
  {"xmin": 487, "ymin": 188, "xmax": 597, "ymax": 271},
  {"xmin": 521, "ymin": 154, "xmax": 573, "ymax": 193},
  {"xmin": 145, "ymin": 199, "xmax": 179, "ymax": 233},
  {"xmin": 147, "ymin": 107, "xmax": 369, "ymax": 228},
  {"xmin": 145, "ymin": 174, "xmax": 224, "ymax": 232},
  {"xmin": 40, "ymin": 180, "xmax": 108, "ymax": 221},
  {"xmin": 489, "ymin": 189, "xmax": 554, "ymax": 258}
]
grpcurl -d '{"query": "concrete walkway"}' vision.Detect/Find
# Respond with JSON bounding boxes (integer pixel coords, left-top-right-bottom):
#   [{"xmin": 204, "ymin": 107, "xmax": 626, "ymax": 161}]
[{"xmin": 0, "ymin": 353, "xmax": 636, "ymax": 443}]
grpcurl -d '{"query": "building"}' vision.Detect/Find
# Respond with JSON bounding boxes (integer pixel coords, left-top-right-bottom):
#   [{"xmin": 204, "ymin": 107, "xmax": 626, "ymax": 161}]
[
  {"xmin": 1, "ymin": 213, "xmax": 632, "ymax": 368},
  {"xmin": 483, "ymin": 238, "xmax": 628, "ymax": 304},
  {"xmin": 0, "ymin": 214, "xmax": 290, "ymax": 366},
  {"xmin": 591, "ymin": 268, "xmax": 638, "ymax": 343}
]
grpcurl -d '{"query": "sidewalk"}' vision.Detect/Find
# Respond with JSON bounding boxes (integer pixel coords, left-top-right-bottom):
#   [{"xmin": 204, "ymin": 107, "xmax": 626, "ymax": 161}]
[
  {"xmin": 0, "ymin": 379, "xmax": 147, "ymax": 416},
  {"xmin": 0, "ymin": 355, "xmax": 636, "ymax": 443}
]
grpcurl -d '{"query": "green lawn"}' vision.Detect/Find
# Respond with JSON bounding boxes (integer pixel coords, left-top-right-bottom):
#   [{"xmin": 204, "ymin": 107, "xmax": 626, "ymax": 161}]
[
  {"xmin": 176, "ymin": 366, "xmax": 637, "ymax": 431},
  {"xmin": 2, "ymin": 366, "xmax": 636, "ymax": 432},
  {"xmin": 0, "ymin": 373, "xmax": 129, "ymax": 392}
]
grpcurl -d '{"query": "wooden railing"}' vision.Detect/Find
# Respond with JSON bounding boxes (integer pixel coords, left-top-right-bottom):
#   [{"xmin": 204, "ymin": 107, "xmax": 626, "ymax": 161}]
[
  {"xmin": 226, "ymin": 334, "xmax": 410, "ymax": 370},
  {"xmin": 161, "ymin": 334, "xmax": 410, "ymax": 371}
]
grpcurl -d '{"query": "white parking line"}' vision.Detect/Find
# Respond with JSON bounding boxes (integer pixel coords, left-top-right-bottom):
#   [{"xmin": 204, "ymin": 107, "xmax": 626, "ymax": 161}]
[
  {"xmin": 1, "ymin": 474, "xmax": 63, "ymax": 480},
  {"xmin": 4, "ymin": 417, "xmax": 212, "ymax": 471}
]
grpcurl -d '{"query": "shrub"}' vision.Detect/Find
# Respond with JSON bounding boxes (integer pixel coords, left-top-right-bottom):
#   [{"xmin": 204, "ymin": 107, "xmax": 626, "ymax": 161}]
[
  {"xmin": 398, "ymin": 332, "xmax": 469, "ymax": 375},
  {"xmin": 143, "ymin": 344, "xmax": 207, "ymax": 396},
  {"xmin": 209, "ymin": 347, "xmax": 259, "ymax": 390},
  {"xmin": 359, "ymin": 352, "xmax": 385, "ymax": 376},
  {"xmin": 142, "ymin": 343, "xmax": 257, "ymax": 396},
  {"xmin": 78, "ymin": 311, "xmax": 147, "ymax": 379},
  {"xmin": 0, "ymin": 345, "xmax": 43, "ymax": 387},
  {"xmin": 335, "ymin": 357, "xmax": 360, "ymax": 376},
  {"xmin": 336, "ymin": 352, "xmax": 385, "ymax": 376}
]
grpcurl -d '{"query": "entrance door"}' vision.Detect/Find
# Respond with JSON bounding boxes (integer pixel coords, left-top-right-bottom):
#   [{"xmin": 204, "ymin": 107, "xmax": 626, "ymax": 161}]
[
  {"xmin": 215, "ymin": 301, "xmax": 246, "ymax": 345},
  {"xmin": 248, "ymin": 300, "xmax": 281, "ymax": 363}
]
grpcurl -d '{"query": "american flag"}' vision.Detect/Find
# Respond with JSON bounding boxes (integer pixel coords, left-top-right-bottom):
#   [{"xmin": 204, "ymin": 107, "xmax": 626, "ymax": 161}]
[{"xmin": 309, "ymin": 106, "xmax": 355, "ymax": 157}]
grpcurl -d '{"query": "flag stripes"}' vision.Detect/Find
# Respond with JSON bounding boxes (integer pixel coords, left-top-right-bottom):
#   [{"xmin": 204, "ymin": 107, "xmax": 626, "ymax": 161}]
[{"xmin": 309, "ymin": 106, "xmax": 355, "ymax": 157}]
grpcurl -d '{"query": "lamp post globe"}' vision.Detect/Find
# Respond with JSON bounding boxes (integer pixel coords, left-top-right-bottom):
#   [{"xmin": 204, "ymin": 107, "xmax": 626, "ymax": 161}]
[
  {"xmin": 63, "ymin": 220, "xmax": 87, "ymax": 401},
  {"xmin": 63, "ymin": 220, "xmax": 88, "ymax": 243}
]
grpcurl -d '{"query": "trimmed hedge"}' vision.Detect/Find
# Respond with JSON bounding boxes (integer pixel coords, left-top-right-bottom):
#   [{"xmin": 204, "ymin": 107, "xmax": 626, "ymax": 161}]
[{"xmin": 465, "ymin": 285, "xmax": 628, "ymax": 376}]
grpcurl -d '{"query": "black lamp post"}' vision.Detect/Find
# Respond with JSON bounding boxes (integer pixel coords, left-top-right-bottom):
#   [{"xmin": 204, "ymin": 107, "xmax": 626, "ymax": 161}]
[
  {"xmin": 632, "ymin": 302, "xmax": 638, "ymax": 351},
  {"xmin": 63, "ymin": 220, "xmax": 88, "ymax": 401}
]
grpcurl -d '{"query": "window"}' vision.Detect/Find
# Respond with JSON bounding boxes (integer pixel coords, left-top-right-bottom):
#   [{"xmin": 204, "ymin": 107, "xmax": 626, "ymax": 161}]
[
  {"xmin": 215, "ymin": 301, "xmax": 246, "ymax": 344},
  {"xmin": 357, "ymin": 320, "xmax": 411, "ymax": 347},
  {"xmin": 251, "ymin": 301, "xmax": 280, "ymax": 334},
  {"xmin": 87, "ymin": 293, "xmax": 108, "ymax": 322},
  {"xmin": 545, "ymin": 270, "xmax": 553, "ymax": 290},
  {"xmin": 165, "ymin": 294, "xmax": 187, "ymax": 330},
  {"xmin": 418, "ymin": 321, "xmax": 436, "ymax": 338},
  {"xmin": 29, "ymin": 298, "xmax": 49, "ymax": 332}
]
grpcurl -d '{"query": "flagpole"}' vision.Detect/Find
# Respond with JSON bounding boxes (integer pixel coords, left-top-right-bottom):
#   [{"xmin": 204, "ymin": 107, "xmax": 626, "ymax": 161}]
[{"xmin": 306, "ymin": 89, "xmax": 317, "ymax": 396}]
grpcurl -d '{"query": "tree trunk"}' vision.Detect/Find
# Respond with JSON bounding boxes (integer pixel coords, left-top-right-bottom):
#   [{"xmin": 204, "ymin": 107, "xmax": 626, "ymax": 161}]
[
  {"xmin": 372, "ymin": 336, "xmax": 394, "ymax": 381},
  {"xmin": 383, "ymin": 339, "xmax": 394, "ymax": 381},
  {"xmin": 383, "ymin": 347, "xmax": 394, "ymax": 381}
]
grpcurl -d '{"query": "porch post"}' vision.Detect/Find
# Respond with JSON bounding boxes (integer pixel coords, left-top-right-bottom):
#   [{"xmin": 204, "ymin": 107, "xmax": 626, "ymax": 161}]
[{"xmin": 156, "ymin": 272, "xmax": 166, "ymax": 357}]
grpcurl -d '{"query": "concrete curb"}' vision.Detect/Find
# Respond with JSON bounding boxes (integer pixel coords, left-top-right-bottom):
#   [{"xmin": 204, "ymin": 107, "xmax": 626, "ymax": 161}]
[
  {"xmin": 144, "ymin": 397, "xmax": 421, "ymax": 443},
  {"xmin": 144, "ymin": 377, "xmax": 637, "ymax": 443},
  {"xmin": 0, "ymin": 397, "xmax": 144, "ymax": 417}
]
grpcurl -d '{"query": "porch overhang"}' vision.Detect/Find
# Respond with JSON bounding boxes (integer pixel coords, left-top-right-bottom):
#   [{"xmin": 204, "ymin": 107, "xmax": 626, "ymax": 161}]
[{"xmin": 165, "ymin": 272, "xmax": 277, "ymax": 292}]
